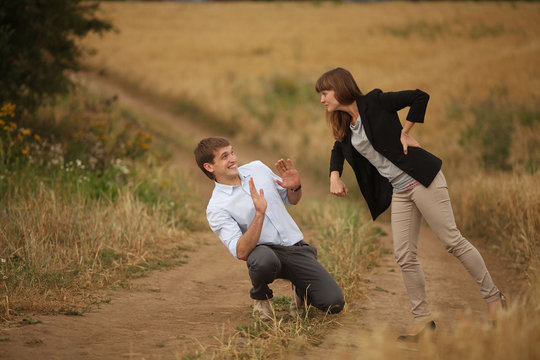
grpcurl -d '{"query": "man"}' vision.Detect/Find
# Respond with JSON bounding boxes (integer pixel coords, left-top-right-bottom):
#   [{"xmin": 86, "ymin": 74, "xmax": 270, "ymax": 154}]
[{"xmin": 194, "ymin": 137, "xmax": 344, "ymax": 319}]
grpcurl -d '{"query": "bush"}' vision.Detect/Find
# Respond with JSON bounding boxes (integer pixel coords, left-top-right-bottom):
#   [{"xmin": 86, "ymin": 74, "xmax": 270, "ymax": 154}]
[
  {"xmin": 459, "ymin": 89, "xmax": 540, "ymax": 173},
  {"xmin": 0, "ymin": 0, "xmax": 112, "ymax": 113}
]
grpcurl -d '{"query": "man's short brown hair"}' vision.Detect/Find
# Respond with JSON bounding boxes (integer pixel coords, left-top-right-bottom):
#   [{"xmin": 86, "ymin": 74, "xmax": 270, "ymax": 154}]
[{"xmin": 194, "ymin": 137, "xmax": 231, "ymax": 180}]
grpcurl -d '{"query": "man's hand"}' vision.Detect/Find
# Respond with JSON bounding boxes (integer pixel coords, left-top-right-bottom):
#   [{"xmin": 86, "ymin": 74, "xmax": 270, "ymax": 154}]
[
  {"xmin": 274, "ymin": 158, "xmax": 301, "ymax": 190},
  {"xmin": 236, "ymin": 178, "xmax": 267, "ymax": 261},
  {"xmin": 330, "ymin": 171, "xmax": 348, "ymax": 197},
  {"xmin": 249, "ymin": 177, "xmax": 267, "ymax": 215}
]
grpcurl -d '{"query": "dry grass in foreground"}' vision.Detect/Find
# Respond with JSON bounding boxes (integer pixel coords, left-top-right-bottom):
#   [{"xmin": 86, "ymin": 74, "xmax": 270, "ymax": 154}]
[
  {"xmin": 452, "ymin": 172, "xmax": 540, "ymax": 276},
  {"xmin": 335, "ymin": 274, "xmax": 540, "ymax": 360},
  {"xmin": 0, "ymin": 174, "xmax": 197, "ymax": 318}
]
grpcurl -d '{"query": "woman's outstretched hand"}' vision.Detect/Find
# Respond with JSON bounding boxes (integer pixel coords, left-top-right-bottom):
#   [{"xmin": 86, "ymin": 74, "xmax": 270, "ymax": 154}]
[
  {"xmin": 274, "ymin": 158, "xmax": 301, "ymax": 190},
  {"xmin": 400, "ymin": 131, "xmax": 421, "ymax": 155},
  {"xmin": 330, "ymin": 171, "xmax": 348, "ymax": 197}
]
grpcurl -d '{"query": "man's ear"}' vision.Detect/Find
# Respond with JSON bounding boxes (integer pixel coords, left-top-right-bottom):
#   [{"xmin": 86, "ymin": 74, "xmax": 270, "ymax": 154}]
[{"xmin": 203, "ymin": 162, "xmax": 214, "ymax": 174}]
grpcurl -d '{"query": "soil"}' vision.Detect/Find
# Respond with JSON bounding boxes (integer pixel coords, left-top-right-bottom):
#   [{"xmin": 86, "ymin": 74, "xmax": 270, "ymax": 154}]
[{"xmin": 0, "ymin": 75, "xmax": 525, "ymax": 360}]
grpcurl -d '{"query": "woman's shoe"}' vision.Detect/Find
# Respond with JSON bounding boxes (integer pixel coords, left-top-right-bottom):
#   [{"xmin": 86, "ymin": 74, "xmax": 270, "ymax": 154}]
[
  {"xmin": 488, "ymin": 292, "xmax": 507, "ymax": 324},
  {"xmin": 398, "ymin": 320, "xmax": 436, "ymax": 342},
  {"xmin": 500, "ymin": 292, "xmax": 507, "ymax": 310}
]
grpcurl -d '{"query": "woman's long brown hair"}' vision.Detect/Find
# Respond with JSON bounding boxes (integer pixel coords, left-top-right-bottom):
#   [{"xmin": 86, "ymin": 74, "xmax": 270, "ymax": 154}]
[{"xmin": 315, "ymin": 68, "xmax": 363, "ymax": 141}]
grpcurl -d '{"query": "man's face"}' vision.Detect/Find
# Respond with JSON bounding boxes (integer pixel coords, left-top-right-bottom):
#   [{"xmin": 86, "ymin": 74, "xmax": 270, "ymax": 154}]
[{"xmin": 204, "ymin": 145, "xmax": 239, "ymax": 183}]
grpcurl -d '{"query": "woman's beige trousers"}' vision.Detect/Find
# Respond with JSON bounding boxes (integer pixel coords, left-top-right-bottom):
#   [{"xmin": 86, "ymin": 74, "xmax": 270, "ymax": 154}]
[{"xmin": 391, "ymin": 171, "xmax": 500, "ymax": 320}]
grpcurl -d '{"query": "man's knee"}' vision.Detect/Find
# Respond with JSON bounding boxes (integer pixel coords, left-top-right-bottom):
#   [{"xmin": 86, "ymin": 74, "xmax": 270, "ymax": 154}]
[
  {"xmin": 247, "ymin": 247, "xmax": 280, "ymax": 282},
  {"xmin": 308, "ymin": 285, "xmax": 345, "ymax": 314},
  {"xmin": 316, "ymin": 293, "xmax": 345, "ymax": 314},
  {"xmin": 327, "ymin": 296, "xmax": 345, "ymax": 314}
]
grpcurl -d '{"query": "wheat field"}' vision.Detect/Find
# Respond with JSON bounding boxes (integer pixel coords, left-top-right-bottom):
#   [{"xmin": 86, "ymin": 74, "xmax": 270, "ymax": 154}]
[
  {"xmin": 84, "ymin": 2, "xmax": 539, "ymax": 181},
  {"xmin": 83, "ymin": 0, "xmax": 540, "ymax": 266},
  {"xmin": 77, "ymin": 2, "xmax": 539, "ymax": 358}
]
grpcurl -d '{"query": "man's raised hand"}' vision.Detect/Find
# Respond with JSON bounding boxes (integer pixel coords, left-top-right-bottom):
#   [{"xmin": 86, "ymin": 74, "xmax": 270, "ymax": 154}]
[
  {"xmin": 249, "ymin": 177, "xmax": 267, "ymax": 214},
  {"xmin": 274, "ymin": 158, "xmax": 301, "ymax": 190}
]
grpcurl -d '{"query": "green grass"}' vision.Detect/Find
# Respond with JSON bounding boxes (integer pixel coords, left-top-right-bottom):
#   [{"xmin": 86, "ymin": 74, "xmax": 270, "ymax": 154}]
[
  {"xmin": 299, "ymin": 198, "xmax": 385, "ymax": 302},
  {"xmin": 456, "ymin": 88, "xmax": 540, "ymax": 173},
  {"xmin": 0, "ymin": 86, "xmax": 203, "ymax": 319}
]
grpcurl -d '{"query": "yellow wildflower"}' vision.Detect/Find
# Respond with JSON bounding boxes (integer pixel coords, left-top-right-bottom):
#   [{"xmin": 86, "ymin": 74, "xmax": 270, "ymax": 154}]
[
  {"xmin": 21, "ymin": 149, "xmax": 28, "ymax": 155},
  {"xmin": 0, "ymin": 103, "xmax": 16, "ymax": 118},
  {"xmin": 17, "ymin": 133, "xmax": 23, "ymax": 141},
  {"xmin": 9, "ymin": 122, "xmax": 16, "ymax": 129},
  {"xmin": 22, "ymin": 128, "xmax": 31, "ymax": 136},
  {"xmin": 0, "ymin": 120, "xmax": 4, "ymax": 126},
  {"xmin": 34, "ymin": 134, "xmax": 42, "ymax": 143},
  {"xmin": 3, "ymin": 126, "xmax": 9, "ymax": 131}
]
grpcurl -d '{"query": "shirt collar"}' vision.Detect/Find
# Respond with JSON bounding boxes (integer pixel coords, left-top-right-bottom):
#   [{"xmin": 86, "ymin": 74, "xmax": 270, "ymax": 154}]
[
  {"xmin": 350, "ymin": 115, "xmax": 361, "ymax": 131},
  {"xmin": 213, "ymin": 167, "xmax": 251, "ymax": 195}
]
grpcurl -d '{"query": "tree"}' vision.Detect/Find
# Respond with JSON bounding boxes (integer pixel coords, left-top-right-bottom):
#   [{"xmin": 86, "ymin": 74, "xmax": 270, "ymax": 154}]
[{"xmin": 0, "ymin": 0, "xmax": 112, "ymax": 113}]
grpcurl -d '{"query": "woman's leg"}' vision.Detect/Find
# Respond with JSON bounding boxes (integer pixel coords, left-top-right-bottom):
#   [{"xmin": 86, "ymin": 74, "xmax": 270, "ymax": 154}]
[
  {"xmin": 411, "ymin": 171, "xmax": 500, "ymax": 304},
  {"xmin": 392, "ymin": 190, "xmax": 431, "ymax": 320}
]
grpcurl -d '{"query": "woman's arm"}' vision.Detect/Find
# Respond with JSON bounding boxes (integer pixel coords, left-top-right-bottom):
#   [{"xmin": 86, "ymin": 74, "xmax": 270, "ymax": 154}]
[
  {"xmin": 330, "ymin": 170, "xmax": 348, "ymax": 197},
  {"xmin": 329, "ymin": 141, "xmax": 348, "ymax": 196},
  {"xmin": 400, "ymin": 121, "xmax": 421, "ymax": 155},
  {"xmin": 377, "ymin": 90, "xmax": 429, "ymax": 154},
  {"xmin": 377, "ymin": 89, "xmax": 430, "ymax": 123}
]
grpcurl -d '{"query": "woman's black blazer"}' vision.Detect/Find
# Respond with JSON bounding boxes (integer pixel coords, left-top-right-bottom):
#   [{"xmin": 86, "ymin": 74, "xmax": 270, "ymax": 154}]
[{"xmin": 329, "ymin": 89, "xmax": 442, "ymax": 220}]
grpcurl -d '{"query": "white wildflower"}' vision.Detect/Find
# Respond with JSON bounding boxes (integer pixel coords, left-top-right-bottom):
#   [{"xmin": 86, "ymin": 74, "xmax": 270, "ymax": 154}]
[{"xmin": 113, "ymin": 159, "xmax": 130, "ymax": 175}]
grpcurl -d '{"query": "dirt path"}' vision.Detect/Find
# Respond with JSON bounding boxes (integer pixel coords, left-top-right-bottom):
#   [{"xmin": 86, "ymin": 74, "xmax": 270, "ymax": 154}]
[{"xmin": 0, "ymin": 75, "xmax": 524, "ymax": 360}]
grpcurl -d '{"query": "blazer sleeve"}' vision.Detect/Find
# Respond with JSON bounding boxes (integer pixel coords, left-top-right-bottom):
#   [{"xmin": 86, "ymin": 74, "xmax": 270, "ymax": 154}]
[
  {"xmin": 329, "ymin": 140, "xmax": 345, "ymax": 176},
  {"xmin": 376, "ymin": 89, "xmax": 430, "ymax": 123}
]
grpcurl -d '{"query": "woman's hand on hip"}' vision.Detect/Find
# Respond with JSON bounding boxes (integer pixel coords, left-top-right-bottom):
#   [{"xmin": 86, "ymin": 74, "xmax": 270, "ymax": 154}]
[
  {"xmin": 400, "ymin": 131, "xmax": 421, "ymax": 155},
  {"xmin": 330, "ymin": 172, "xmax": 348, "ymax": 197}
]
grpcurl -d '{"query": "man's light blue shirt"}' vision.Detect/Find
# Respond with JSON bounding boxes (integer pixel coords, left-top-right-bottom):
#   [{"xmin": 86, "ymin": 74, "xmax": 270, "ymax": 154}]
[{"xmin": 206, "ymin": 161, "xmax": 304, "ymax": 258}]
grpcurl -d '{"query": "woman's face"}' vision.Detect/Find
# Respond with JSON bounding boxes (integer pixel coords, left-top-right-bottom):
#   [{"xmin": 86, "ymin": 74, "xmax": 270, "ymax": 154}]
[{"xmin": 320, "ymin": 89, "xmax": 341, "ymax": 112}]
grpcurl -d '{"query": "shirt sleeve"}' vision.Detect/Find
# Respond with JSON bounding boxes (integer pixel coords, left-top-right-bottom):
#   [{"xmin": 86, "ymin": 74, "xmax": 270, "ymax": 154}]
[
  {"xmin": 206, "ymin": 206, "xmax": 243, "ymax": 259},
  {"xmin": 258, "ymin": 161, "xmax": 291, "ymax": 206}
]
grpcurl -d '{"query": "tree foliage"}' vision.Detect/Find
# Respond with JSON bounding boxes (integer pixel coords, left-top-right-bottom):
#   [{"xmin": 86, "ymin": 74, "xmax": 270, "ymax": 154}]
[{"xmin": 0, "ymin": 0, "xmax": 112, "ymax": 113}]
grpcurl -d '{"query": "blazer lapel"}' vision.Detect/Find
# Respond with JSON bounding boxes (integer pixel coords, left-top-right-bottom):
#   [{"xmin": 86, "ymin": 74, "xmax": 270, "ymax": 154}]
[
  {"xmin": 356, "ymin": 97, "xmax": 374, "ymax": 144},
  {"xmin": 342, "ymin": 131, "xmax": 354, "ymax": 161}
]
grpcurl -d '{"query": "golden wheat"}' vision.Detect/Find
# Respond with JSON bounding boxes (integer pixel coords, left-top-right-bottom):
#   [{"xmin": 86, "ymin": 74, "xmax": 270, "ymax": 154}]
[{"xmin": 84, "ymin": 2, "xmax": 539, "ymax": 163}]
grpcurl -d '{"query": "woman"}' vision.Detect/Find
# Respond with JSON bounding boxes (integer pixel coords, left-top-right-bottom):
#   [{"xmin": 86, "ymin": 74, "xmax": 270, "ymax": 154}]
[{"xmin": 315, "ymin": 67, "xmax": 505, "ymax": 340}]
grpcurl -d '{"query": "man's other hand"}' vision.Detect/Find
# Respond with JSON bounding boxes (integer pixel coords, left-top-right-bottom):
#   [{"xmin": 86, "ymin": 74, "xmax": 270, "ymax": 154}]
[{"xmin": 274, "ymin": 158, "xmax": 301, "ymax": 190}]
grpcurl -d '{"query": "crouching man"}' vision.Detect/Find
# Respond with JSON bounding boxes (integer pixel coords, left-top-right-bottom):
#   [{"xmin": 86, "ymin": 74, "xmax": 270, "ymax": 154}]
[{"xmin": 194, "ymin": 137, "xmax": 344, "ymax": 319}]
